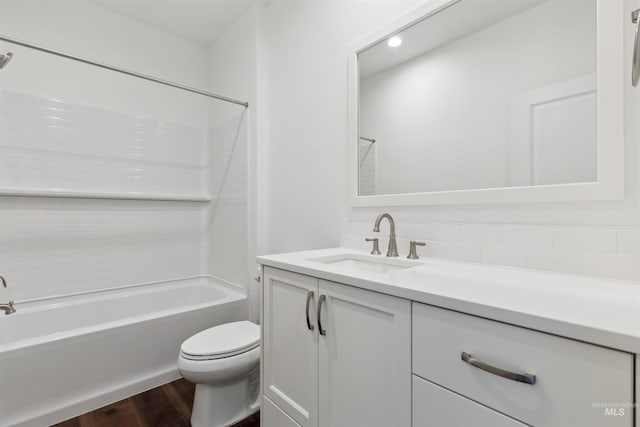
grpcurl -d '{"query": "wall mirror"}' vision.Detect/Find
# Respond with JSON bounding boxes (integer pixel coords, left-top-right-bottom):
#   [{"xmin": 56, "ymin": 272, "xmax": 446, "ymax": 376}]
[{"xmin": 348, "ymin": 0, "xmax": 624, "ymax": 206}]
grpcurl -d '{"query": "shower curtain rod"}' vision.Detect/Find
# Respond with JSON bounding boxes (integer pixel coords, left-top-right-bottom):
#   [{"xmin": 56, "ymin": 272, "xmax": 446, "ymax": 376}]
[{"xmin": 0, "ymin": 35, "xmax": 249, "ymax": 108}]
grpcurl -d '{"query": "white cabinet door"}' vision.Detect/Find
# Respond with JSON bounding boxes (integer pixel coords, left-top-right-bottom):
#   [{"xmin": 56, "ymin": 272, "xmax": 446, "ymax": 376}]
[
  {"xmin": 318, "ymin": 280, "xmax": 411, "ymax": 427},
  {"xmin": 263, "ymin": 267, "xmax": 318, "ymax": 427},
  {"xmin": 263, "ymin": 396, "xmax": 302, "ymax": 427},
  {"xmin": 412, "ymin": 375, "xmax": 527, "ymax": 427}
]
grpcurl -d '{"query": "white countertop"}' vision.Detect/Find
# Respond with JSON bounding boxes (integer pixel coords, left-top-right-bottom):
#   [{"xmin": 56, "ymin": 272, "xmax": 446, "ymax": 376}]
[{"xmin": 258, "ymin": 247, "xmax": 640, "ymax": 354}]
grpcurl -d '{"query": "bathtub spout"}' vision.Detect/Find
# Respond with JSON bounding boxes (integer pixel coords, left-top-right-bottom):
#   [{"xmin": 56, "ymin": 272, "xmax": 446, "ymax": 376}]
[{"xmin": 0, "ymin": 301, "xmax": 15, "ymax": 315}]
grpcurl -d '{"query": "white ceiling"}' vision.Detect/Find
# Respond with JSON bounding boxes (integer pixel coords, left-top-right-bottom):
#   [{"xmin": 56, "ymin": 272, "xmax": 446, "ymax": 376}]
[{"xmin": 89, "ymin": 0, "xmax": 256, "ymax": 46}]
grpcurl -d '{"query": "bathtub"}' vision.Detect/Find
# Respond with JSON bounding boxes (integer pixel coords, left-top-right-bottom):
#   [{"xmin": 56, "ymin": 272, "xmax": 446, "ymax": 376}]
[{"xmin": 0, "ymin": 276, "xmax": 248, "ymax": 427}]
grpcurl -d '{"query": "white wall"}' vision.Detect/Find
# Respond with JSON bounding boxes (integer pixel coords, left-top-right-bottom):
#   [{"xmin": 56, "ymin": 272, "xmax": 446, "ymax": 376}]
[
  {"xmin": 258, "ymin": 0, "xmax": 640, "ymax": 282},
  {"xmin": 205, "ymin": 4, "xmax": 259, "ymax": 321},
  {"xmin": 360, "ymin": 0, "xmax": 596, "ymax": 193},
  {"xmin": 260, "ymin": 0, "xmax": 423, "ymax": 254},
  {"xmin": 0, "ymin": 0, "xmax": 209, "ymax": 87},
  {"xmin": 0, "ymin": 0, "xmax": 218, "ymax": 301},
  {"xmin": 0, "ymin": 0, "xmax": 211, "ymax": 126}
]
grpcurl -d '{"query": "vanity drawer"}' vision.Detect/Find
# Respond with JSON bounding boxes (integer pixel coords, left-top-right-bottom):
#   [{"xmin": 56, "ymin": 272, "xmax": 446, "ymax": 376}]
[
  {"xmin": 413, "ymin": 374, "xmax": 527, "ymax": 427},
  {"xmin": 412, "ymin": 302, "xmax": 633, "ymax": 427}
]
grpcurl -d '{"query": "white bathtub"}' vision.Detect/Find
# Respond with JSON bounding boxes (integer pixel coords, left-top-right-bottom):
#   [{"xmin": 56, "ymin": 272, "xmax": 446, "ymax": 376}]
[{"xmin": 0, "ymin": 276, "xmax": 248, "ymax": 427}]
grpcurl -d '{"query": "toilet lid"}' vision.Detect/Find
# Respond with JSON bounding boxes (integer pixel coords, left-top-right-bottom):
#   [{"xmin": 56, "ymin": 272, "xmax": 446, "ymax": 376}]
[{"xmin": 181, "ymin": 321, "xmax": 260, "ymax": 359}]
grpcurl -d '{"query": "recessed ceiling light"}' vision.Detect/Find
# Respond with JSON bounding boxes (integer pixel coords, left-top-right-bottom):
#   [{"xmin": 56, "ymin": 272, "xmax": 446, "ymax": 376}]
[{"xmin": 387, "ymin": 36, "xmax": 402, "ymax": 48}]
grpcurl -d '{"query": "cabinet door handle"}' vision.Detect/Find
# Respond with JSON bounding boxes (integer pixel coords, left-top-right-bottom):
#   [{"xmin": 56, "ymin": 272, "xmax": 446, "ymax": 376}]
[
  {"xmin": 461, "ymin": 352, "xmax": 536, "ymax": 385},
  {"xmin": 633, "ymin": 9, "xmax": 640, "ymax": 87},
  {"xmin": 317, "ymin": 294, "xmax": 327, "ymax": 336},
  {"xmin": 305, "ymin": 291, "xmax": 315, "ymax": 331}
]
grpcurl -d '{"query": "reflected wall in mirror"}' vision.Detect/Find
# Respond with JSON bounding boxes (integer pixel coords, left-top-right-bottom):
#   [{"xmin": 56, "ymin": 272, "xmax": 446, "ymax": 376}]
[{"xmin": 357, "ymin": 0, "xmax": 598, "ymax": 197}]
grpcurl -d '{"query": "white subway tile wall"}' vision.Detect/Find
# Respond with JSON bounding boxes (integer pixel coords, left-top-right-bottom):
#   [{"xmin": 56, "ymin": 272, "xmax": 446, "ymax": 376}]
[
  {"xmin": 553, "ymin": 227, "xmax": 617, "ymax": 252},
  {"xmin": 341, "ymin": 221, "xmax": 640, "ymax": 281},
  {"xmin": 0, "ymin": 90, "xmax": 208, "ymax": 196},
  {"xmin": 459, "ymin": 224, "xmax": 502, "ymax": 245},
  {"xmin": 502, "ymin": 225, "xmax": 553, "ymax": 248},
  {"xmin": 617, "ymin": 229, "xmax": 640, "ymax": 255},
  {"xmin": 0, "ymin": 197, "xmax": 205, "ymax": 301},
  {"xmin": 525, "ymin": 248, "xmax": 584, "ymax": 275},
  {"xmin": 206, "ymin": 113, "xmax": 249, "ymax": 288},
  {"xmin": 0, "ymin": 93, "xmax": 248, "ymax": 302},
  {"xmin": 481, "ymin": 245, "xmax": 526, "ymax": 268},
  {"xmin": 442, "ymin": 242, "xmax": 481, "ymax": 263},
  {"xmin": 583, "ymin": 252, "xmax": 640, "ymax": 281}
]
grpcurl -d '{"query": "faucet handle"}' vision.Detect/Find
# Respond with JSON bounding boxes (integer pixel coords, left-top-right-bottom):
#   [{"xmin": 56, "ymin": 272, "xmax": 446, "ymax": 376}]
[
  {"xmin": 407, "ymin": 241, "xmax": 426, "ymax": 260},
  {"xmin": 365, "ymin": 237, "xmax": 382, "ymax": 255}
]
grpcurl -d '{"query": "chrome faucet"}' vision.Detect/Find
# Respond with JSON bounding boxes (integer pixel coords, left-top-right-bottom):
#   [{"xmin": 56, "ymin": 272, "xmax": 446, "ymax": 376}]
[
  {"xmin": 0, "ymin": 301, "xmax": 15, "ymax": 315},
  {"xmin": 373, "ymin": 213, "xmax": 398, "ymax": 257},
  {"xmin": 0, "ymin": 275, "xmax": 16, "ymax": 315}
]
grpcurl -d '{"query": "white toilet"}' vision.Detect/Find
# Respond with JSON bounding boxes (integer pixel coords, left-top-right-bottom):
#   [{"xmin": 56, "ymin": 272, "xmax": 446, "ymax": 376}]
[{"xmin": 178, "ymin": 320, "xmax": 261, "ymax": 427}]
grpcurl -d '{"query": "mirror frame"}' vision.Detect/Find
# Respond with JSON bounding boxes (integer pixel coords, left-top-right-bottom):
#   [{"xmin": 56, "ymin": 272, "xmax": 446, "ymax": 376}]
[{"xmin": 348, "ymin": 0, "xmax": 624, "ymax": 206}]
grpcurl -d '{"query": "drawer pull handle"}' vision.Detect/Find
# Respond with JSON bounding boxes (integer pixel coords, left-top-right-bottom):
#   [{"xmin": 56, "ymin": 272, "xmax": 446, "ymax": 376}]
[
  {"xmin": 305, "ymin": 291, "xmax": 314, "ymax": 331},
  {"xmin": 633, "ymin": 9, "xmax": 640, "ymax": 87},
  {"xmin": 461, "ymin": 352, "xmax": 536, "ymax": 385},
  {"xmin": 317, "ymin": 294, "xmax": 327, "ymax": 336}
]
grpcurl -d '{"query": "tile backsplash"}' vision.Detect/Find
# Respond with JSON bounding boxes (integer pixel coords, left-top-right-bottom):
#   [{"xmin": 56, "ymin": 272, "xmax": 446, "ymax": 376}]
[{"xmin": 341, "ymin": 221, "xmax": 640, "ymax": 281}]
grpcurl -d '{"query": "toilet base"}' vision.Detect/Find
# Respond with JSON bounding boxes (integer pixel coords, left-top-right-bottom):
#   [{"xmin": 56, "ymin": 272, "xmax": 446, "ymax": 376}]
[{"xmin": 190, "ymin": 367, "xmax": 260, "ymax": 427}]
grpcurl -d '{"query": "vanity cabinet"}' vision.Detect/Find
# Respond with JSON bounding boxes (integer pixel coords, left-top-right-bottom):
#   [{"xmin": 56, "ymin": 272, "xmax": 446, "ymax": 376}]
[
  {"xmin": 412, "ymin": 302, "xmax": 634, "ymax": 427},
  {"xmin": 260, "ymin": 260, "xmax": 635, "ymax": 427},
  {"xmin": 261, "ymin": 266, "xmax": 411, "ymax": 427}
]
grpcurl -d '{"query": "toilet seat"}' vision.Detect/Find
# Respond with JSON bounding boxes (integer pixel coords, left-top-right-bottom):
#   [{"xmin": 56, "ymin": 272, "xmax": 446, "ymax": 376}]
[{"xmin": 180, "ymin": 320, "xmax": 260, "ymax": 361}]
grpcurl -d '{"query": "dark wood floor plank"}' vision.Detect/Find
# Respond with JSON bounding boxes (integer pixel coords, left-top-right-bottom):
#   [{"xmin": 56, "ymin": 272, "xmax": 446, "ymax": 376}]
[
  {"xmin": 52, "ymin": 410, "xmax": 94, "ymax": 427},
  {"xmin": 90, "ymin": 398, "xmax": 139, "ymax": 427},
  {"xmin": 162, "ymin": 378, "xmax": 195, "ymax": 423},
  {"xmin": 51, "ymin": 417, "xmax": 82, "ymax": 427},
  {"xmin": 231, "ymin": 411, "xmax": 261, "ymax": 427},
  {"xmin": 51, "ymin": 379, "xmax": 259, "ymax": 427},
  {"xmin": 129, "ymin": 385, "xmax": 189, "ymax": 427},
  {"xmin": 77, "ymin": 412, "xmax": 94, "ymax": 427}
]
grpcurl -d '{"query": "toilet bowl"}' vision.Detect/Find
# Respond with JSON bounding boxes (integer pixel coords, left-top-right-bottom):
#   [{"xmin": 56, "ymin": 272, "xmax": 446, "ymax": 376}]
[{"xmin": 178, "ymin": 320, "xmax": 260, "ymax": 427}]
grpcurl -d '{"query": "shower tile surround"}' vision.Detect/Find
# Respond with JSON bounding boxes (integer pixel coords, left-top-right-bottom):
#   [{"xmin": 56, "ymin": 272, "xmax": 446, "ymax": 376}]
[
  {"xmin": 207, "ymin": 114, "xmax": 249, "ymax": 290},
  {"xmin": 0, "ymin": 197, "xmax": 205, "ymax": 301},
  {"xmin": 0, "ymin": 90, "xmax": 248, "ymax": 302},
  {"xmin": 0, "ymin": 90, "xmax": 207, "ymax": 195},
  {"xmin": 341, "ymin": 222, "xmax": 640, "ymax": 281}
]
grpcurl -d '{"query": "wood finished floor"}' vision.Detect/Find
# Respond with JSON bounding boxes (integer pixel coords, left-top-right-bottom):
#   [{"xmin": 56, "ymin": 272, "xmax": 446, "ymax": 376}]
[{"xmin": 52, "ymin": 379, "xmax": 260, "ymax": 427}]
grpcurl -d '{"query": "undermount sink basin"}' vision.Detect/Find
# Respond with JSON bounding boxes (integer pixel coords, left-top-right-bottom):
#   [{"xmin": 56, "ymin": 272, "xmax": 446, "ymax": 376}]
[{"xmin": 308, "ymin": 253, "xmax": 421, "ymax": 274}]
